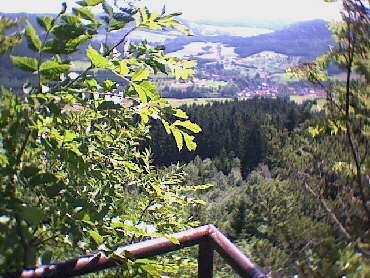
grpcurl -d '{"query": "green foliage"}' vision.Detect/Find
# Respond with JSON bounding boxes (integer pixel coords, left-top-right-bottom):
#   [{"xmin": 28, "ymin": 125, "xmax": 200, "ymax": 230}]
[
  {"xmin": 0, "ymin": 1, "xmax": 203, "ymax": 276},
  {"xmin": 0, "ymin": 16, "xmax": 25, "ymax": 55},
  {"xmin": 10, "ymin": 56, "xmax": 38, "ymax": 72},
  {"xmin": 37, "ymin": 16, "xmax": 54, "ymax": 32},
  {"xmin": 39, "ymin": 60, "xmax": 70, "ymax": 81},
  {"xmin": 86, "ymin": 45, "xmax": 110, "ymax": 68},
  {"xmin": 24, "ymin": 23, "xmax": 42, "ymax": 52}
]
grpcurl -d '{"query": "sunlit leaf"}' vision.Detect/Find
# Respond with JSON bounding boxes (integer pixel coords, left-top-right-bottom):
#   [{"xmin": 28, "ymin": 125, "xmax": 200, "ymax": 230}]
[
  {"xmin": 25, "ymin": 23, "xmax": 42, "ymax": 52},
  {"xmin": 37, "ymin": 16, "xmax": 54, "ymax": 31},
  {"xmin": 117, "ymin": 60, "xmax": 129, "ymax": 76},
  {"xmin": 40, "ymin": 60, "xmax": 70, "ymax": 80},
  {"xmin": 171, "ymin": 127, "xmax": 183, "ymax": 150},
  {"xmin": 132, "ymin": 68, "xmax": 150, "ymax": 82},
  {"xmin": 87, "ymin": 46, "xmax": 110, "ymax": 68},
  {"xmin": 173, "ymin": 109, "xmax": 188, "ymax": 119},
  {"xmin": 173, "ymin": 120, "xmax": 202, "ymax": 133},
  {"xmin": 85, "ymin": 78, "xmax": 98, "ymax": 91},
  {"xmin": 11, "ymin": 56, "xmax": 38, "ymax": 72},
  {"xmin": 89, "ymin": 230, "xmax": 104, "ymax": 244},
  {"xmin": 132, "ymin": 84, "xmax": 148, "ymax": 103},
  {"xmin": 77, "ymin": 0, "xmax": 104, "ymax": 7},
  {"xmin": 73, "ymin": 7, "xmax": 96, "ymax": 23},
  {"xmin": 183, "ymin": 133, "xmax": 196, "ymax": 151},
  {"xmin": 165, "ymin": 235, "xmax": 180, "ymax": 245}
]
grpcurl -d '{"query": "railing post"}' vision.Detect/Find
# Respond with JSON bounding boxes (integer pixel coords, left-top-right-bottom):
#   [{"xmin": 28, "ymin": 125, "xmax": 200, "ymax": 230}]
[
  {"xmin": 198, "ymin": 237, "xmax": 214, "ymax": 278},
  {"xmin": 3, "ymin": 225, "xmax": 268, "ymax": 278}
]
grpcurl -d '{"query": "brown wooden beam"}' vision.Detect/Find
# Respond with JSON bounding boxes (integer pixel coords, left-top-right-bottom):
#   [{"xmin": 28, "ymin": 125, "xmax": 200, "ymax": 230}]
[
  {"xmin": 207, "ymin": 225, "xmax": 268, "ymax": 278},
  {"xmin": 2, "ymin": 225, "xmax": 269, "ymax": 278}
]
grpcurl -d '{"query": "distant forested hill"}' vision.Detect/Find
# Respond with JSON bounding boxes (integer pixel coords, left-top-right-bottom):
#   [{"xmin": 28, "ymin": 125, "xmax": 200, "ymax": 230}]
[
  {"xmin": 230, "ymin": 20, "xmax": 333, "ymax": 58},
  {"xmin": 165, "ymin": 19, "xmax": 333, "ymax": 59}
]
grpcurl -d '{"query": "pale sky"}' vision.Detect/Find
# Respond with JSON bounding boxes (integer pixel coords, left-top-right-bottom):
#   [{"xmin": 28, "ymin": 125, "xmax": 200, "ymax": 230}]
[{"xmin": 1, "ymin": 0, "xmax": 342, "ymax": 23}]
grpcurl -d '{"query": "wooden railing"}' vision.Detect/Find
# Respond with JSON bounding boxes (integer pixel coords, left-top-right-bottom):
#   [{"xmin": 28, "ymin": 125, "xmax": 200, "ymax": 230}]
[{"xmin": 2, "ymin": 224, "xmax": 269, "ymax": 278}]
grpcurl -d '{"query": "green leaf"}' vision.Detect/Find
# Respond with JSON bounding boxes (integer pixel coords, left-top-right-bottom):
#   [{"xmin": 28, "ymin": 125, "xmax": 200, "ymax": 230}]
[
  {"xmin": 103, "ymin": 79, "xmax": 117, "ymax": 91},
  {"xmin": 139, "ymin": 8, "xmax": 149, "ymax": 23},
  {"xmin": 64, "ymin": 130, "xmax": 77, "ymax": 142},
  {"xmin": 171, "ymin": 127, "xmax": 183, "ymax": 150},
  {"xmin": 109, "ymin": 19, "xmax": 130, "ymax": 31},
  {"xmin": 308, "ymin": 126, "xmax": 323, "ymax": 138},
  {"xmin": 132, "ymin": 68, "xmax": 150, "ymax": 82},
  {"xmin": 19, "ymin": 206, "xmax": 45, "ymax": 225},
  {"xmin": 117, "ymin": 60, "xmax": 129, "ymax": 76},
  {"xmin": 173, "ymin": 109, "xmax": 188, "ymax": 119},
  {"xmin": 37, "ymin": 16, "xmax": 54, "ymax": 31},
  {"xmin": 39, "ymin": 60, "xmax": 70, "ymax": 80},
  {"xmin": 11, "ymin": 56, "xmax": 38, "ymax": 72},
  {"xmin": 165, "ymin": 235, "xmax": 180, "ymax": 245},
  {"xmin": 132, "ymin": 84, "xmax": 148, "ymax": 103},
  {"xmin": 166, "ymin": 20, "xmax": 193, "ymax": 36},
  {"xmin": 45, "ymin": 183, "xmax": 64, "ymax": 198},
  {"xmin": 25, "ymin": 23, "xmax": 42, "ymax": 52},
  {"xmin": 97, "ymin": 101, "xmax": 120, "ymax": 110},
  {"xmin": 77, "ymin": 0, "xmax": 104, "ymax": 7},
  {"xmin": 85, "ymin": 78, "xmax": 98, "ymax": 91},
  {"xmin": 183, "ymin": 133, "xmax": 197, "ymax": 151},
  {"xmin": 140, "ymin": 81, "xmax": 159, "ymax": 101},
  {"xmin": 161, "ymin": 119, "xmax": 171, "ymax": 134},
  {"xmin": 173, "ymin": 120, "xmax": 202, "ymax": 133},
  {"xmin": 182, "ymin": 60, "xmax": 197, "ymax": 68},
  {"xmin": 82, "ymin": 218, "xmax": 96, "ymax": 228},
  {"xmin": 89, "ymin": 230, "xmax": 104, "ymax": 244},
  {"xmin": 73, "ymin": 7, "xmax": 96, "ymax": 23},
  {"xmin": 173, "ymin": 67, "xmax": 195, "ymax": 80},
  {"xmin": 362, "ymin": 125, "xmax": 370, "ymax": 138},
  {"xmin": 87, "ymin": 46, "xmax": 110, "ymax": 68}
]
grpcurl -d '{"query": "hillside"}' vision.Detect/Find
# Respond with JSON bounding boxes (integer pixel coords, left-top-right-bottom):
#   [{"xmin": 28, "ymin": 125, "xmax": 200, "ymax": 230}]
[{"xmin": 165, "ymin": 20, "xmax": 333, "ymax": 59}]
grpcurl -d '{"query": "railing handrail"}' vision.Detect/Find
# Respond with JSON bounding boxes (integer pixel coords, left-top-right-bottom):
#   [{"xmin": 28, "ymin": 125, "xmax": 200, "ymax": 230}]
[{"xmin": 2, "ymin": 224, "xmax": 269, "ymax": 278}]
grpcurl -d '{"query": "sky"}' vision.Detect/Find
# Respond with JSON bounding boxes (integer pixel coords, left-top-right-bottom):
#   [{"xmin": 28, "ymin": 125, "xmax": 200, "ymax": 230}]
[{"xmin": 1, "ymin": 0, "xmax": 342, "ymax": 23}]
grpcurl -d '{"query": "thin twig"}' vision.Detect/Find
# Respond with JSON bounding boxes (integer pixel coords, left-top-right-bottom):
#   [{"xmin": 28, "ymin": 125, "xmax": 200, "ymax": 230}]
[
  {"xmin": 15, "ymin": 130, "xmax": 31, "ymax": 167},
  {"xmin": 303, "ymin": 181, "xmax": 352, "ymax": 241}
]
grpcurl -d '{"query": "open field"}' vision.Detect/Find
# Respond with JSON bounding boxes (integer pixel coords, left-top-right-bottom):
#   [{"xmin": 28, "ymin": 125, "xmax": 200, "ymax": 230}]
[
  {"xmin": 290, "ymin": 95, "xmax": 320, "ymax": 104},
  {"xmin": 290, "ymin": 95, "xmax": 326, "ymax": 111}
]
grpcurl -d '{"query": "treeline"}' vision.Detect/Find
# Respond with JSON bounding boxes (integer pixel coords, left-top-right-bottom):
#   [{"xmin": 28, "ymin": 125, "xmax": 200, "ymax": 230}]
[{"xmin": 149, "ymin": 97, "xmax": 312, "ymax": 177}]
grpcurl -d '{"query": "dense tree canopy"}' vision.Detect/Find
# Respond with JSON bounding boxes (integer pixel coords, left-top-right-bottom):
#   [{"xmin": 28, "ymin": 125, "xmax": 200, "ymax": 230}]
[{"xmin": 149, "ymin": 97, "xmax": 310, "ymax": 177}]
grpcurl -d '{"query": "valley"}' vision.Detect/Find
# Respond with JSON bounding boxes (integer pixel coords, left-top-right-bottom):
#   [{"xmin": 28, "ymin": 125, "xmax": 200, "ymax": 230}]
[{"xmin": 0, "ymin": 14, "xmax": 333, "ymax": 101}]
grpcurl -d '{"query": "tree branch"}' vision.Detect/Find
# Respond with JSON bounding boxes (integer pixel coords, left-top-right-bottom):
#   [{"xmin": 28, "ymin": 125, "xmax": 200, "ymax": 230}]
[{"xmin": 302, "ymin": 181, "xmax": 352, "ymax": 241}]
